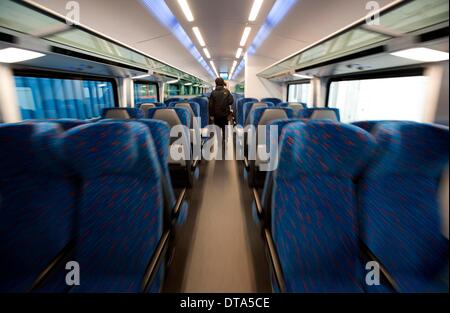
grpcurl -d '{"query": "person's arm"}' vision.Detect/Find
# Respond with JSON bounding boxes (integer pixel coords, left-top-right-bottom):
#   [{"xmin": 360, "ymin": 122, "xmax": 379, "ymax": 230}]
[{"xmin": 208, "ymin": 93, "xmax": 214, "ymax": 123}]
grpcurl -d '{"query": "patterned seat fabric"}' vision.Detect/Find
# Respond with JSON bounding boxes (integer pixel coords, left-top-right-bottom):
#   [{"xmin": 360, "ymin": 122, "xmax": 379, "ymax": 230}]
[
  {"xmin": 101, "ymin": 108, "xmax": 144, "ymax": 119},
  {"xmin": 21, "ymin": 119, "xmax": 88, "ymax": 131},
  {"xmin": 359, "ymin": 121, "xmax": 449, "ymax": 293},
  {"xmin": 59, "ymin": 122, "xmax": 164, "ymax": 292},
  {"xmin": 260, "ymin": 119, "xmax": 305, "ymax": 224},
  {"xmin": 298, "ymin": 108, "xmax": 340, "ymax": 121},
  {"xmin": 351, "ymin": 120, "xmax": 402, "ymax": 133},
  {"xmin": 191, "ymin": 97, "xmax": 209, "ymax": 128},
  {"xmin": 0, "ymin": 123, "xmax": 76, "ymax": 292},
  {"xmin": 261, "ymin": 98, "xmax": 282, "ymax": 106},
  {"xmin": 164, "ymin": 97, "xmax": 185, "ymax": 105},
  {"xmin": 272, "ymin": 121, "xmax": 377, "ymax": 292}
]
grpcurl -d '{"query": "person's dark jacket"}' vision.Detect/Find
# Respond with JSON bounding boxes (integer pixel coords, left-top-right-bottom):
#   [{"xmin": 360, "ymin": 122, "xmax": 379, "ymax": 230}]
[{"xmin": 208, "ymin": 86, "xmax": 234, "ymax": 120}]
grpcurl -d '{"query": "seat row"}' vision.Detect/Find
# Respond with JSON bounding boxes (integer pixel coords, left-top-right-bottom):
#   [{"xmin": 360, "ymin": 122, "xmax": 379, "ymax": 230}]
[
  {"xmin": 0, "ymin": 120, "xmax": 187, "ymax": 292},
  {"xmin": 255, "ymin": 119, "xmax": 449, "ymax": 293}
]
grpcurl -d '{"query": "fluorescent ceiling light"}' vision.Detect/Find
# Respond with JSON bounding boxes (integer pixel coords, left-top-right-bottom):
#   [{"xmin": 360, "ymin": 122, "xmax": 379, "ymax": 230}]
[
  {"xmin": 210, "ymin": 60, "xmax": 219, "ymax": 77},
  {"xmin": 249, "ymin": 0, "xmax": 264, "ymax": 21},
  {"xmin": 203, "ymin": 47, "xmax": 211, "ymax": 59},
  {"xmin": 177, "ymin": 0, "xmax": 194, "ymax": 22},
  {"xmin": 240, "ymin": 27, "xmax": 252, "ymax": 47},
  {"xmin": 192, "ymin": 27, "xmax": 206, "ymax": 47},
  {"xmin": 132, "ymin": 74, "xmax": 151, "ymax": 79},
  {"xmin": 184, "ymin": 82, "xmax": 193, "ymax": 86},
  {"xmin": 391, "ymin": 47, "xmax": 449, "ymax": 62},
  {"xmin": 167, "ymin": 79, "xmax": 179, "ymax": 84},
  {"xmin": 0, "ymin": 48, "xmax": 45, "ymax": 64},
  {"xmin": 293, "ymin": 73, "xmax": 313, "ymax": 79},
  {"xmin": 235, "ymin": 48, "xmax": 243, "ymax": 59}
]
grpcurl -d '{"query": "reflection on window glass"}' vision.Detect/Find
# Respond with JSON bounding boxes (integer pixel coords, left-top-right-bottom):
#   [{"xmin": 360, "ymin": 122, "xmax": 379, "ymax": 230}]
[
  {"xmin": 134, "ymin": 82, "xmax": 158, "ymax": 104},
  {"xmin": 15, "ymin": 76, "xmax": 115, "ymax": 120},
  {"xmin": 288, "ymin": 83, "xmax": 311, "ymax": 105},
  {"xmin": 328, "ymin": 76, "xmax": 428, "ymax": 123}
]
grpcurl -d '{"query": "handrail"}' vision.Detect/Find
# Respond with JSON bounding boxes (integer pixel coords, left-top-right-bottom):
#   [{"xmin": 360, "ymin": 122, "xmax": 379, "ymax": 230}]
[
  {"xmin": 30, "ymin": 240, "xmax": 75, "ymax": 292},
  {"xmin": 361, "ymin": 243, "xmax": 398, "ymax": 292},
  {"xmin": 172, "ymin": 188, "xmax": 187, "ymax": 219},
  {"xmin": 142, "ymin": 230, "xmax": 171, "ymax": 293},
  {"xmin": 252, "ymin": 188, "xmax": 263, "ymax": 217},
  {"xmin": 264, "ymin": 229, "xmax": 286, "ymax": 293}
]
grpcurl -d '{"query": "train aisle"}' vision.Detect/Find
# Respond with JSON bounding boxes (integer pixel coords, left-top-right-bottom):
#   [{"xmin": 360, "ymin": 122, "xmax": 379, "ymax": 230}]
[{"xmin": 164, "ymin": 136, "xmax": 271, "ymax": 293}]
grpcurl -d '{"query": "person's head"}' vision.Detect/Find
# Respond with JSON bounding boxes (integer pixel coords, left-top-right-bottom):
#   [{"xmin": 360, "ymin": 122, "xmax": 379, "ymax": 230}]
[{"xmin": 215, "ymin": 77, "xmax": 225, "ymax": 87}]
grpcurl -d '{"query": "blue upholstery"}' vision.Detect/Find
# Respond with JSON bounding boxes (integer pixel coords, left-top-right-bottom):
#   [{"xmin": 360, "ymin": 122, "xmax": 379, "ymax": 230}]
[
  {"xmin": 261, "ymin": 98, "xmax": 282, "ymax": 105},
  {"xmin": 191, "ymin": 97, "xmax": 209, "ymax": 128},
  {"xmin": 242, "ymin": 101, "xmax": 261, "ymax": 125},
  {"xmin": 249, "ymin": 107, "xmax": 295, "ymax": 126},
  {"xmin": 351, "ymin": 120, "xmax": 402, "ymax": 133},
  {"xmin": 174, "ymin": 101, "xmax": 201, "ymax": 119},
  {"xmin": 237, "ymin": 98, "xmax": 258, "ymax": 126},
  {"xmin": 260, "ymin": 119, "xmax": 304, "ymax": 219},
  {"xmin": 272, "ymin": 121, "xmax": 377, "ymax": 292},
  {"xmin": 146, "ymin": 107, "xmax": 191, "ymax": 128},
  {"xmin": 164, "ymin": 97, "xmax": 184, "ymax": 105},
  {"xmin": 298, "ymin": 108, "xmax": 340, "ymax": 121},
  {"xmin": 22, "ymin": 119, "xmax": 88, "ymax": 131},
  {"xmin": 0, "ymin": 123, "xmax": 76, "ymax": 292},
  {"xmin": 59, "ymin": 122, "xmax": 164, "ymax": 292},
  {"xmin": 359, "ymin": 121, "xmax": 449, "ymax": 292},
  {"xmin": 101, "ymin": 108, "xmax": 144, "ymax": 119}
]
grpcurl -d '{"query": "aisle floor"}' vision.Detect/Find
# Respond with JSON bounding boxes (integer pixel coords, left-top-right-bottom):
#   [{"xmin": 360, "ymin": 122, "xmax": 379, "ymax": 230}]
[{"xmin": 163, "ymin": 139, "xmax": 271, "ymax": 292}]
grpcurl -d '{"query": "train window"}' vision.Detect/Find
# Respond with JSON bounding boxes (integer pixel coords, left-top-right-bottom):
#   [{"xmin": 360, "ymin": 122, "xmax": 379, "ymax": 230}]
[
  {"xmin": 134, "ymin": 81, "xmax": 158, "ymax": 104},
  {"xmin": 288, "ymin": 82, "xmax": 311, "ymax": 105},
  {"xmin": 15, "ymin": 74, "xmax": 116, "ymax": 120},
  {"xmin": 328, "ymin": 76, "xmax": 429, "ymax": 123}
]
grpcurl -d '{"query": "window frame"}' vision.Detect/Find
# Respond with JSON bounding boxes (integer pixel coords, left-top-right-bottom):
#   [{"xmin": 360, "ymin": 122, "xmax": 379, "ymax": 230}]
[
  {"xmin": 134, "ymin": 80, "xmax": 160, "ymax": 104},
  {"xmin": 286, "ymin": 79, "xmax": 311, "ymax": 104},
  {"xmin": 13, "ymin": 68, "xmax": 120, "ymax": 107},
  {"xmin": 325, "ymin": 66, "xmax": 425, "ymax": 108}
]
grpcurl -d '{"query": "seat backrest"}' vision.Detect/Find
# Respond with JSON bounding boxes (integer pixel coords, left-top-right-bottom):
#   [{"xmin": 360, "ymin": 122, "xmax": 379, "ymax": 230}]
[
  {"xmin": 261, "ymin": 98, "xmax": 282, "ymax": 105},
  {"xmin": 102, "ymin": 108, "xmax": 144, "ymax": 119},
  {"xmin": 298, "ymin": 108, "xmax": 340, "ymax": 121},
  {"xmin": 359, "ymin": 121, "xmax": 449, "ymax": 292},
  {"xmin": 242, "ymin": 100, "xmax": 262, "ymax": 125},
  {"xmin": 21, "ymin": 119, "xmax": 87, "ymax": 131},
  {"xmin": 249, "ymin": 107, "xmax": 294, "ymax": 126},
  {"xmin": 146, "ymin": 107, "xmax": 191, "ymax": 128},
  {"xmin": 237, "ymin": 98, "xmax": 258, "ymax": 125},
  {"xmin": 351, "ymin": 120, "xmax": 403, "ymax": 133},
  {"xmin": 0, "ymin": 123, "xmax": 76, "ymax": 292},
  {"xmin": 287, "ymin": 103, "xmax": 305, "ymax": 114},
  {"xmin": 272, "ymin": 121, "xmax": 377, "ymax": 292},
  {"xmin": 59, "ymin": 122, "xmax": 164, "ymax": 292},
  {"xmin": 191, "ymin": 97, "xmax": 209, "ymax": 128},
  {"xmin": 139, "ymin": 103, "xmax": 156, "ymax": 117},
  {"xmin": 244, "ymin": 102, "xmax": 267, "ymax": 124}
]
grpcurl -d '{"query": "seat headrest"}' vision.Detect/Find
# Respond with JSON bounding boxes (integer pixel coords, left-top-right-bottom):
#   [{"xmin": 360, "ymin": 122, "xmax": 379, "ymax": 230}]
[
  {"xmin": 277, "ymin": 120, "xmax": 377, "ymax": 178},
  {"xmin": 0, "ymin": 123, "xmax": 66, "ymax": 178},
  {"xmin": 367, "ymin": 121, "xmax": 449, "ymax": 177},
  {"xmin": 250, "ymin": 107, "xmax": 294, "ymax": 126},
  {"xmin": 147, "ymin": 107, "xmax": 191, "ymax": 128},
  {"xmin": 101, "ymin": 108, "xmax": 144, "ymax": 119},
  {"xmin": 298, "ymin": 108, "xmax": 340, "ymax": 121},
  {"xmin": 60, "ymin": 122, "xmax": 159, "ymax": 178}
]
